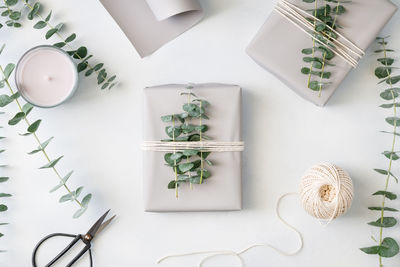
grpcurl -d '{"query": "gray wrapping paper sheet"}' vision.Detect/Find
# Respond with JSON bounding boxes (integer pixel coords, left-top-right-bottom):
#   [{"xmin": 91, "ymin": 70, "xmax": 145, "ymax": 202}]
[
  {"xmin": 143, "ymin": 84, "xmax": 242, "ymax": 212},
  {"xmin": 99, "ymin": 0, "xmax": 203, "ymax": 57},
  {"xmin": 246, "ymin": 0, "xmax": 397, "ymax": 106}
]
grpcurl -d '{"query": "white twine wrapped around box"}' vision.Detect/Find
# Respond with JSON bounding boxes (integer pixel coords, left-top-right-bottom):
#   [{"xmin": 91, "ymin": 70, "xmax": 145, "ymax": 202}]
[
  {"xmin": 142, "ymin": 141, "xmax": 245, "ymax": 152},
  {"xmin": 274, "ymin": 0, "xmax": 365, "ymax": 68}
]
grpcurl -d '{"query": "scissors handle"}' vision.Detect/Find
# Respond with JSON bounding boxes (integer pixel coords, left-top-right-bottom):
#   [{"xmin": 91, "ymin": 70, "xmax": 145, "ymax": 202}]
[{"xmin": 32, "ymin": 233, "xmax": 93, "ymax": 267}]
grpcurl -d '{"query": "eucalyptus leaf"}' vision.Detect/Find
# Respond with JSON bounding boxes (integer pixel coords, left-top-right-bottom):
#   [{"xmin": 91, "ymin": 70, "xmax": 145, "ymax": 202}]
[
  {"xmin": 168, "ymin": 180, "xmax": 178, "ymax": 189},
  {"xmin": 0, "ymin": 95, "xmax": 13, "ymax": 107},
  {"xmin": 4, "ymin": 63, "xmax": 15, "ymax": 79},
  {"xmin": 97, "ymin": 69, "xmax": 107, "ymax": 84},
  {"xmin": 368, "ymin": 207, "xmax": 398, "ymax": 212},
  {"xmin": 372, "ymin": 191, "xmax": 397, "ymax": 200},
  {"xmin": 385, "ymin": 117, "xmax": 400, "ymax": 127},
  {"xmin": 378, "ymin": 58, "xmax": 394, "ymax": 66},
  {"xmin": 39, "ymin": 156, "xmax": 63, "ymax": 169},
  {"xmin": 379, "ymin": 238, "xmax": 399, "ymax": 257},
  {"xmin": 8, "ymin": 112, "xmax": 25, "ymax": 125},
  {"xmin": 161, "ymin": 115, "xmax": 173, "ymax": 122},
  {"xmin": 33, "ymin": 20, "xmax": 46, "ymax": 29},
  {"xmin": 28, "ymin": 2, "xmax": 40, "ymax": 20},
  {"xmin": 178, "ymin": 163, "xmax": 194, "ymax": 173},
  {"xmin": 59, "ymin": 193, "xmax": 73, "ymax": 203},
  {"xmin": 9, "ymin": 11, "xmax": 20, "ymax": 20},
  {"xmin": 0, "ymin": 193, "xmax": 11, "ymax": 198},
  {"xmin": 368, "ymin": 217, "xmax": 397, "ymax": 228},
  {"xmin": 27, "ymin": 120, "xmax": 41, "ymax": 133},
  {"xmin": 197, "ymin": 169, "xmax": 211, "ymax": 179},
  {"xmin": 380, "ymin": 89, "xmax": 398, "ymax": 100},
  {"xmin": 73, "ymin": 46, "xmax": 87, "ymax": 59},
  {"xmin": 375, "ymin": 67, "xmax": 393, "ymax": 79},
  {"xmin": 77, "ymin": 62, "xmax": 87, "ymax": 72},
  {"xmin": 0, "ymin": 177, "xmax": 9, "ymax": 183},
  {"xmin": 73, "ymin": 207, "xmax": 87, "ymax": 219},
  {"xmin": 5, "ymin": 0, "xmax": 17, "ymax": 6},
  {"xmin": 0, "ymin": 205, "xmax": 7, "ymax": 212},
  {"xmin": 74, "ymin": 186, "xmax": 84, "ymax": 198},
  {"xmin": 183, "ymin": 149, "xmax": 199, "ymax": 156},
  {"xmin": 65, "ymin": 33, "xmax": 76, "ymax": 43},
  {"xmin": 382, "ymin": 151, "xmax": 400, "ymax": 160},
  {"xmin": 170, "ymin": 152, "xmax": 183, "ymax": 161},
  {"xmin": 53, "ymin": 42, "xmax": 66, "ymax": 48},
  {"xmin": 45, "ymin": 11, "xmax": 51, "ymax": 22},
  {"xmin": 28, "ymin": 136, "xmax": 54, "ymax": 155},
  {"xmin": 46, "ymin": 28, "xmax": 58, "ymax": 39},
  {"xmin": 301, "ymin": 48, "xmax": 313, "ymax": 55},
  {"xmin": 81, "ymin": 194, "xmax": 92, "ymax": 208},
  {"xmin": 49, "ymin": 170, "xmax": 73, "ymax": 193}
]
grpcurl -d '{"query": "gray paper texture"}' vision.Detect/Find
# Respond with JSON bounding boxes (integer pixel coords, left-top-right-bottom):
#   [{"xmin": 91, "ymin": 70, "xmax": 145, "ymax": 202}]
[
  {"xmin": 246, "ymin": 0, "xmax": 397, "ymax": 106},
  {"xmin": 143, "ymin": 84, "xmax": 242, "ymax": 212},
  {"xmin": 99, "ymin": 0, "xmax": 203, "ymax": 57}
]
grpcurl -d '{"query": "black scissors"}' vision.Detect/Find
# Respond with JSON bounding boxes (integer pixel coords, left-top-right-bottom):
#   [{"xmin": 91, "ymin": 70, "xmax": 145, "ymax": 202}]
[{"xmin": 32, "ymin": 210, "xmax": 115, "ymax": 267}]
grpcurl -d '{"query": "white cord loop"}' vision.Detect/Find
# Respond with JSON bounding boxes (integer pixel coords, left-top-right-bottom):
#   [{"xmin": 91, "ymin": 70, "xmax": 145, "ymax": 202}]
[{"xmin": 157, "ymin": 193, "xmax": 303, "ymax": 267}]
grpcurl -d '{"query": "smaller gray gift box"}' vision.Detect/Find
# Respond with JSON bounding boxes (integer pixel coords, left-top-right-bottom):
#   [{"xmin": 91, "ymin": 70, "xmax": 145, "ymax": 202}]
[
  {"xmin": 143, "ymin": 83, "xmax": 242, "ymax": 212},
  {"xmin": 246, "ymin": 0, "xmax": 397, "ymax": 106}
]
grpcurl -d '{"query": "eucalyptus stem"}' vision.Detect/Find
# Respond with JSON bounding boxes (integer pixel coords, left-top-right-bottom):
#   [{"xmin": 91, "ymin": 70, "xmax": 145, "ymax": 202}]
[
  {"xmin": 360, "ymin": 36, "xmax": 400, "ymax": 262},
  {"xmin": 186, "ymin": 89, "xmax": 193, "ymax": 189},
  {"xmin": 318, "ymin": 0, "xmax": 340, "ymax": 96},
  {"xmin": 0, "ymin": 64, "xmax": 83, "ymax": 208},
  {"xmin": 377, "ymin": 38, "xmax": 396, "ymax": 267},
  {"xmin": 172, "ymin": 116, "xmax": 178, "ymax": 198},
  {"xmin": 199, "ymin": 101, "xmax": 204, "ymax": 184},
  {"xmin": 307, "ymin": 0, "xmax": 318, "ymax": 88},
  {"xmin": 161, "ymin": 86, "xmax": 212, "ymax": 193}
]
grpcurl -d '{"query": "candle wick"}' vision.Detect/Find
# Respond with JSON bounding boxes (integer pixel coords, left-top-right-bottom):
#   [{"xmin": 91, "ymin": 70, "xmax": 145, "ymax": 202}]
[{"xmin": 45, "ymin": 75, "xmax": 53, "ymax": 82}]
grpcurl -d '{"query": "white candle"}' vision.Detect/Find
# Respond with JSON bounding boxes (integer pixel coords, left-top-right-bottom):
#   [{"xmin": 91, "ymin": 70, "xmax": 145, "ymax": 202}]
[{"xmin": 15, "ymin": 45, "xmax": 78, "ymax": 108}]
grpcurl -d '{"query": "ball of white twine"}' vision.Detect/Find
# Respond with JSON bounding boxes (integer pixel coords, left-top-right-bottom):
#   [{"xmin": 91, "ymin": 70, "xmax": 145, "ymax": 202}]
[{"xmin": 299, "ymin": 163, "xmax": 354, "ymax": 221}]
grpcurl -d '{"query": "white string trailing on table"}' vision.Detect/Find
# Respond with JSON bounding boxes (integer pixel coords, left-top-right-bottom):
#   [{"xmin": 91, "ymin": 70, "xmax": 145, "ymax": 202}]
[
  {"xmin": 274, "ymin": 0, "xmax": 365, "ymax": 68},
  {"xmin": 157, "ymin": 193, "xmax": 303, "ymax": 267},
  {"xmin": 142, "ymin": 141, "xmax": 245, "ymax": 152}
]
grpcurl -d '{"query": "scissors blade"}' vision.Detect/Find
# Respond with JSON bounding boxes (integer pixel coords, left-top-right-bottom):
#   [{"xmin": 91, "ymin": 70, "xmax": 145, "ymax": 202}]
[
  {"xmin": 96, "ymin": 215, "xmax": 116, "ymax": 236},
  {"xmin": 86, "ymin": 210, "xmax": 110, "ymax": 239}
]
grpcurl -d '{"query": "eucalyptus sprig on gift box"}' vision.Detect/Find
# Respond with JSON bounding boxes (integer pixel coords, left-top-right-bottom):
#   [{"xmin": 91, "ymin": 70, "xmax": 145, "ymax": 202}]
[
  {"xmin": 0, "ymin": 0, "xmax": 117, "ymax": 90},
  {"xmin": 0, "ymin": 45, "xmax": 92, "ymax": 218},
  {"xmin": 0, "ymin": 112, "xmax": 11, "ymax": 252},
  {"xmin": 360, "ymin": 36, "xmax": 400, "ymax": 266},
  {"xmin": 301, "ymin": 0, "xmax": 349, "ymax": 95},
  {"xmin": 161, "ymin": 85, "xmax": 212, "ymax": 198}
]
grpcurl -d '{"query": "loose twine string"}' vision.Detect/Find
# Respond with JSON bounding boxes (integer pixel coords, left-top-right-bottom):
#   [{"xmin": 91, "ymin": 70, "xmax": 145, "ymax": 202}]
[
  {"xmin": 157, "ymin": 193, "xmax": 303, "ymax": 267},
  {"xmin": 157, "ymin": 163, "xmax": 353, "ymax": 266},
  {"xmin": 274, "ymin": 0, "xmax": 365, "ymax": 68},
  {"xmin": 142, "ymin": 141, "xmax": 245, "ymax": 152}
]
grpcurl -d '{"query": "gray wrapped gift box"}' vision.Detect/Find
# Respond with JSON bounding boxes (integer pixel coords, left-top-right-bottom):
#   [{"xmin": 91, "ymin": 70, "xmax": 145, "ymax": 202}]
[
  {"xmin": 246, "ymin": 0, "xmax": 397, "ymax": 106},
  {"xmin": 143, "ymin": 84, "xmax": 242, "ymax": 212}
]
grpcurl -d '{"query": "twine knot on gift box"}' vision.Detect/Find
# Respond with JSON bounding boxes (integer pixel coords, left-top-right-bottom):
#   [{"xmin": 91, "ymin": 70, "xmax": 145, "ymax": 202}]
[{"xmin": 274, "ymin": 0, "xmax": 365, "ymax": 68}]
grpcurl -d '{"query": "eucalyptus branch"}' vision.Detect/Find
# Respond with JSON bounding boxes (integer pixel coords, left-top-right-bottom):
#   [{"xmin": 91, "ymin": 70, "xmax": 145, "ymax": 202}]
[
  {"xmin": 161, "ymin": 85, "xmax": 213, "ymax": 198},
  {"xmin": 0, "ymin": 111, "xmax": 11, "ymax": 252},
  {"xmin": 0, "ymin": 0, "xmax": 117, "ymax": 90},
  {"xmin": 0, "ymin": 0, "xmax": 22, "ymax": 28},
  {"xmin": 0, "ymin": 46, "xmax": 92, "ymax": 218},
  {"xmin": 301, "ymin": 0, "xmax": 347, "ymax": 94},
  {"xmin": 360, "ymin": 36, "xmax": 400, "ymax": 265}
]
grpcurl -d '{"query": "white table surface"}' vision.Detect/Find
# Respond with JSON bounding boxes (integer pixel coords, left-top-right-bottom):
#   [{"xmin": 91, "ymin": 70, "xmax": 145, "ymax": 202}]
[{"xmin": 1, "ymin": 0, "xmax": 400, "ymax": 266}]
